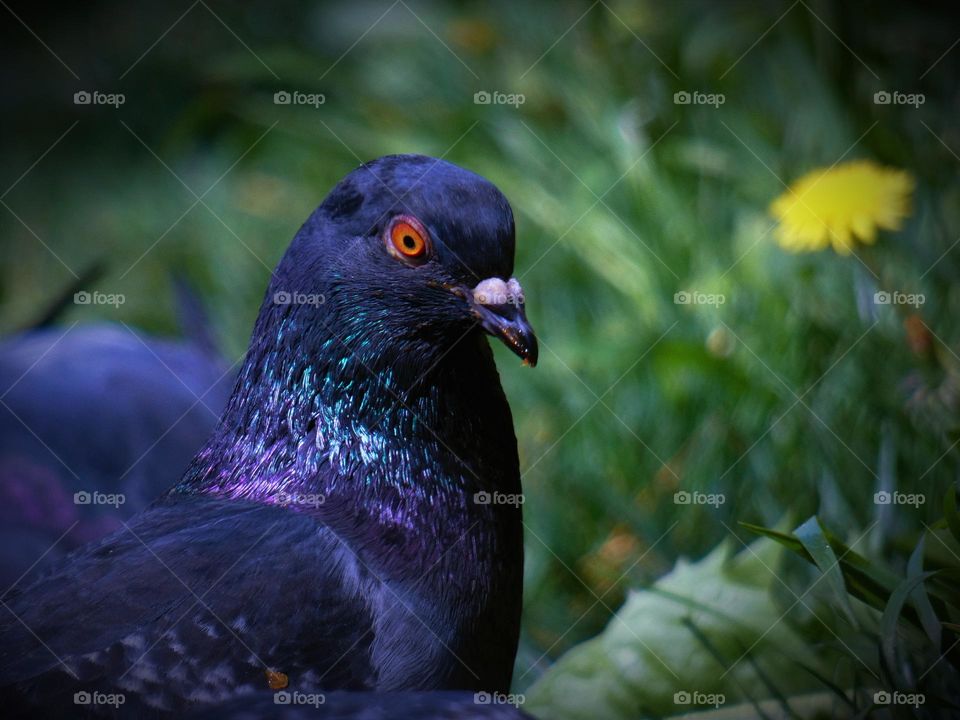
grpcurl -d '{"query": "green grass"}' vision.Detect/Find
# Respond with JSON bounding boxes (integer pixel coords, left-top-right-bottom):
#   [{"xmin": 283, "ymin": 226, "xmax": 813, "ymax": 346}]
[{"xmin": 2, "ymin": 0, "xmax": 959, "ymax": 712}]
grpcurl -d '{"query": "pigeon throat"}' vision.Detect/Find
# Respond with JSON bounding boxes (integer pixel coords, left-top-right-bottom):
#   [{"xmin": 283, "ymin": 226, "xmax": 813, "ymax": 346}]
[{"xmin": 172, "ymin": 319, "xmax": 521, "ymax": 533}]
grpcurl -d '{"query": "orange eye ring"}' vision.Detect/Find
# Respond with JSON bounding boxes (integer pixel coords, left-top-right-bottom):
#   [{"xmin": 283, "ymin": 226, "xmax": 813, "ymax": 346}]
[{"xmin": 387, "ymin": 215, "xmax": 430, "ymax": 262}]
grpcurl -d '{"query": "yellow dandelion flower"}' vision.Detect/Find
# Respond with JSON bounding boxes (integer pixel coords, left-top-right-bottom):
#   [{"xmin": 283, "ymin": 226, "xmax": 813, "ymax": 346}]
[{"xmin": 770, "ymin": 160, "xmax": 914, "ymax": 255}]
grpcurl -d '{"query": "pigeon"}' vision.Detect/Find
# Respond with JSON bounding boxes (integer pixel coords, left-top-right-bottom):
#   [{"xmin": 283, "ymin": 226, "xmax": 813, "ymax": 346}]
[
  {"xmin": 0, "ymin": 320, "xmax": 234, "ymax": 588},
  {"xmin": 0, "ymin": 154, "xmax": 537, "ymax": 718}
]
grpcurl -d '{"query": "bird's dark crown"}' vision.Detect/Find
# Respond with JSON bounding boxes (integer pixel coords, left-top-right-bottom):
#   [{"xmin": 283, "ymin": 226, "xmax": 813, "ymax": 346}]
[{"xmin": 314, "ymin": 153, "xmax": 517, "ymax": 282}]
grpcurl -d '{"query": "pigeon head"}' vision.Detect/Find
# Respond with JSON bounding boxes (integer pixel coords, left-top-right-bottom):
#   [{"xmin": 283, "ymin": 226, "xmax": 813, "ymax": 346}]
[
  {"xmin": 179, "ymin": 154, "xmax": 535, "ymax": 506},
  {"xmin": 266, "ymin": 154, "xmax": 537, "ymax": 371}
]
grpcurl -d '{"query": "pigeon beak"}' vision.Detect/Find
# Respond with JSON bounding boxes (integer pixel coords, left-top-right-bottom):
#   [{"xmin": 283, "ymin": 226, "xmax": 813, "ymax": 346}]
[{"xmin": 468, "ymin": 278, "xmax": 538, "ymax": 367}]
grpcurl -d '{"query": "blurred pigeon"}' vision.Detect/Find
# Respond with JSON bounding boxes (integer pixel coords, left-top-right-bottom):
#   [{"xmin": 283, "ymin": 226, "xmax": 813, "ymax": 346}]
[
  {"xmin": 0, "ymin": 289, "xmax": 234, "ymax": 587},
  {"xmin": 0, "ymin": 155, "xmax": 537, "ymax": 717}
]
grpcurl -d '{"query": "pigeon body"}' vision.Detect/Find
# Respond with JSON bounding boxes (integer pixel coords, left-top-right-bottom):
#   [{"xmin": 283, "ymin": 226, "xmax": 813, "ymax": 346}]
[
  {"xmin": 0, "ymin": 324, "xmax": 233, "ymax": 586},
  {"xmin": 0, "ymin": 155, "xmax": 536, "ymax": 717}
]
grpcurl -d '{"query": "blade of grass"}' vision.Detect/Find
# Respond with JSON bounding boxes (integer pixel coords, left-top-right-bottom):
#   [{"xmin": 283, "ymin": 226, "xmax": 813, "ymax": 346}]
[
  {"xmin": 880, "ymin": 572, "xmax": 935, "ymax": 688},
  {"xmin": 796, "ymin": 661, "xmax": 857, "ymax": 710},
  {"xmin": 680, "ymin": 618, "xmax": 778, "ymax": 720},
  {"xmin": 795, "ymin": 517, "xmax": 858, "ymax": 628},
  {"xmin": 907, "ymin": 535, "xmax": 942, "ymax": 647}
]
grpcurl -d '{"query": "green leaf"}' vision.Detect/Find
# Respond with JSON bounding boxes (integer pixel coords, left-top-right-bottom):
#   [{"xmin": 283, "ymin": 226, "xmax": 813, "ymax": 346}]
[
  {"xmin": 907, "ymin": 535, "xmax": 942, "ymax": 647},
  {"xmin": 880, "ymin": 572, "xmax": 936, "ymax": 688},
  {"xmin": 523, "ymin": 538, "xmax": 827, "ymax": 720},
  {"xmin": 794, "ymin": 662, "xmax": 857, "ymax": 710},
  {"xmin": 943, "ymin": 622, "xmax": 960, "ymax": 636},
  {"xmin": 794, "ymin": 517, "xmax": 858, "ymax": 628},
  {"xmin": 741, "ymin": 521, "xmax": 900, "ymax": 613},
  {"xmin": 739, "ymin": 523, "xmax": 805, "ymax": 554}
]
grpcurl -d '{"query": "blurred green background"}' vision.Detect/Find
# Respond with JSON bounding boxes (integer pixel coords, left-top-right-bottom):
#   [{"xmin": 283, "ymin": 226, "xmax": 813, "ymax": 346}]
[{"xmin": 2, "ymin": 1, "xmax": 959, "ymax": 716}]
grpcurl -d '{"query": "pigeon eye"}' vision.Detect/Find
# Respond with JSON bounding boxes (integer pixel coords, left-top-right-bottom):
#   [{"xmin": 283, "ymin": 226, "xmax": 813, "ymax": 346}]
[{"xmin": 387, "ymin": 216, "xmax": 430, "ymax": 263}]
